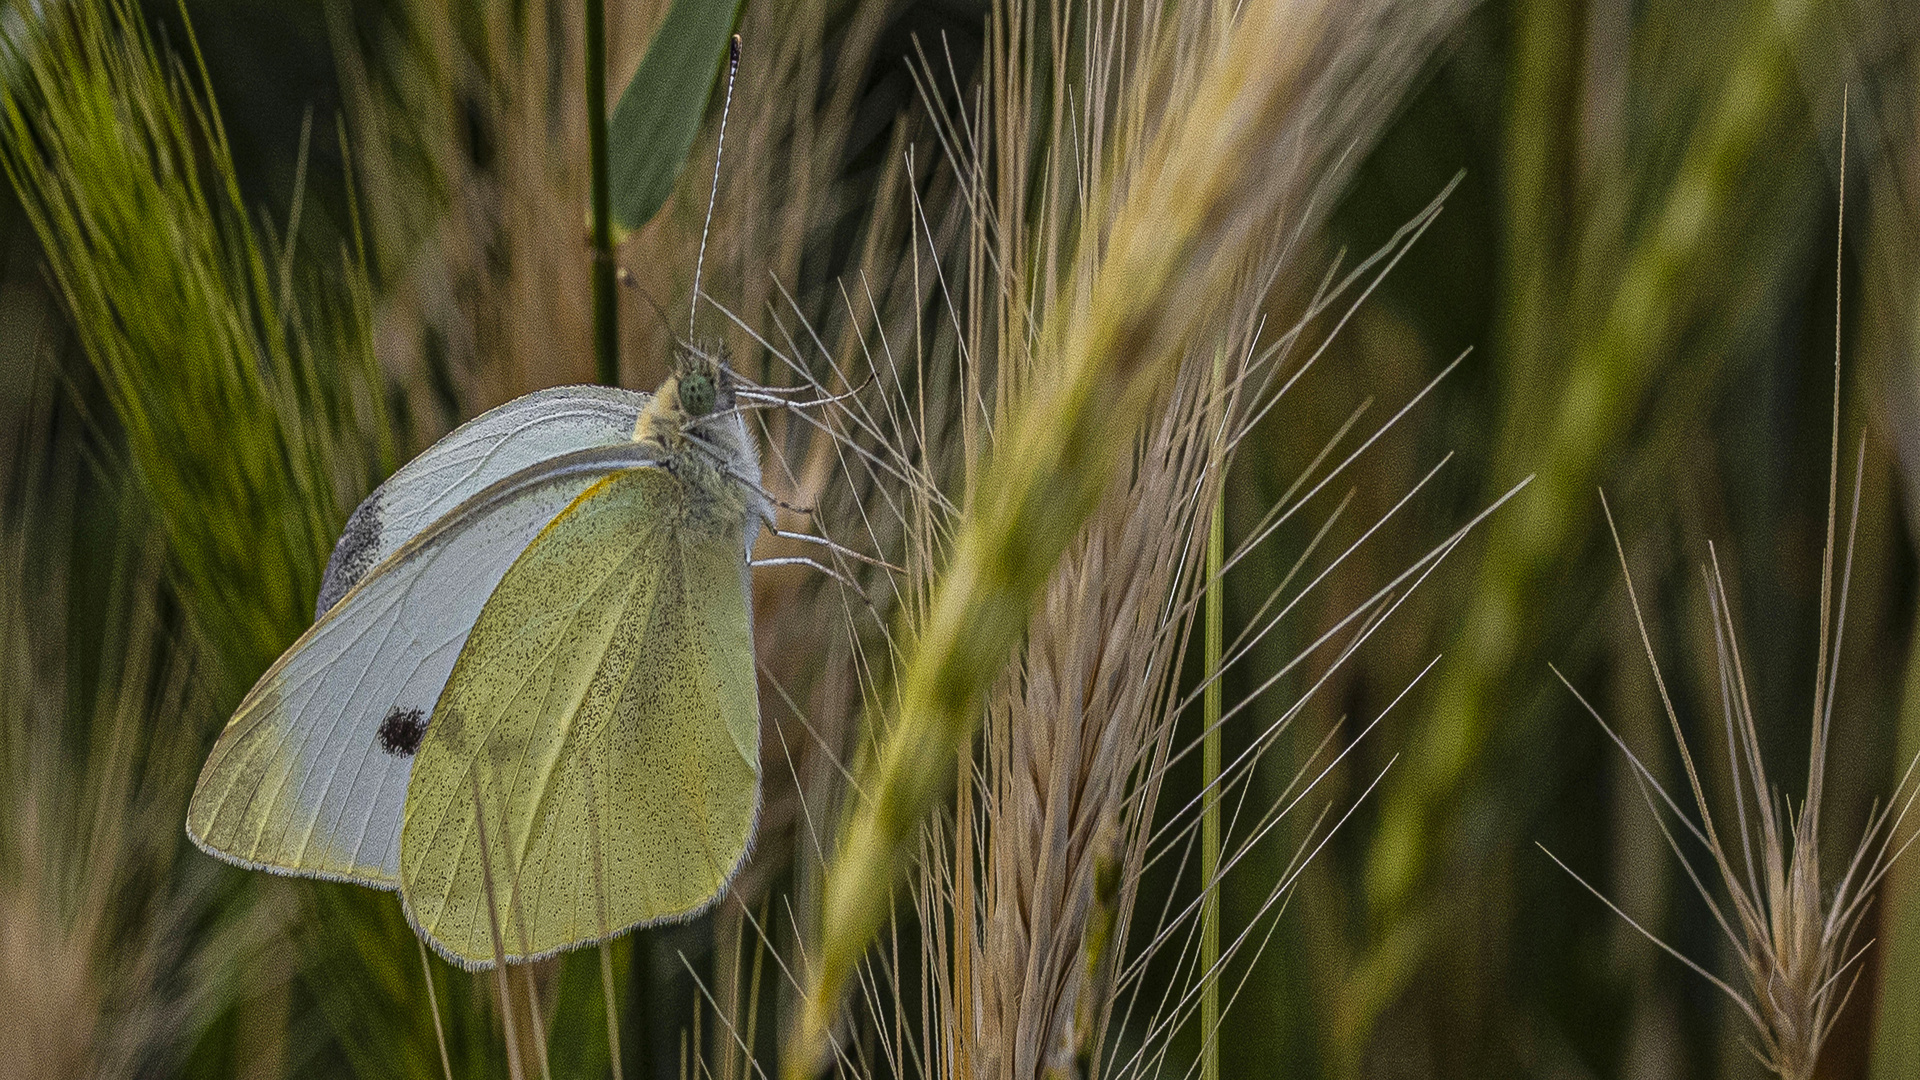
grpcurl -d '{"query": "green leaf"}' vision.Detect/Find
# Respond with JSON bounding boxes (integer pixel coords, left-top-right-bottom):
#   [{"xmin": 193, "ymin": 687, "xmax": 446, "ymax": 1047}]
[{"xmin": 607, "ymin": 0, "xmax": 742, "ymax": 233}]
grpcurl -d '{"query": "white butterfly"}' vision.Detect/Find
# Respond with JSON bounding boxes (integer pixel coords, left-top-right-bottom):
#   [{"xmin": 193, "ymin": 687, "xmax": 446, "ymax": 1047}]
[{"xmin": 187, "ymin": 352, "xmax": 773, "ymax": 967}]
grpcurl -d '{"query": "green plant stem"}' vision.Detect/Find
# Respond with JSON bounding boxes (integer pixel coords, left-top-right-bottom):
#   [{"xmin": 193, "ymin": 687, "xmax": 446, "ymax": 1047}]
[
  {"xmin": 586, "ymin": 0, "xmax": 618, "ymax": 387},
  {"xmin": 1200, "ymin": 349, "xmax": 1227, "ymax": 1080},
  {"xmin": 1874, "ymin": 606, "xmax": 1920, "ymax": 1079}
]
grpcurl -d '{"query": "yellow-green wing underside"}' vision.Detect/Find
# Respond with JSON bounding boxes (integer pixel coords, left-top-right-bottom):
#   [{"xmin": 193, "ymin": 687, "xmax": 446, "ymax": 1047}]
[{"xmin": 399, "ymin": 466, "xmax": 760, "ymax": 968}]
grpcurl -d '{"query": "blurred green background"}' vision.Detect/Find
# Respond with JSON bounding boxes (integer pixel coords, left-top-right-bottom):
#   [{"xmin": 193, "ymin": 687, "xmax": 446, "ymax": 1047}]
[{"xmin": 3, "ymin": 0, "xmax": 1920, "ymax": 1077}]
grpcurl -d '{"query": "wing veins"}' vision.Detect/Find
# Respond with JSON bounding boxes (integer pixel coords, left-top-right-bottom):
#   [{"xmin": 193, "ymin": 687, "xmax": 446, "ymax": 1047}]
[
  {"xmin": 493, "ymin": 536, "xmax": 645, "ymax": 915},
  {"xmin": 287, "ymin": 587, "xmax": 412, "ymax": 867},
  {"xmin": 507, "ymin": 517, "xmax": 671, "ymax": 900},
  {"xmin": 409, "ymin": 493, "xmax": 650, "ymax": 945}
]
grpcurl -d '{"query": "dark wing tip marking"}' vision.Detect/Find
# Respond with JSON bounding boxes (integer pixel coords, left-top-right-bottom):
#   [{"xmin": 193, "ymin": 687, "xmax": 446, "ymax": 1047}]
[
  {"xmin": 316, "ymin": 490, "xmax": 384, "ymax": 620},
  {"xmin": 378, "ymin": 707, "xmax": 429, "ymax": 757}
]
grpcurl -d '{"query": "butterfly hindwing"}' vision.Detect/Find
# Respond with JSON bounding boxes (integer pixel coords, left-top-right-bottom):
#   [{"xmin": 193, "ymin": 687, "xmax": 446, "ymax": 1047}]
[
  {"xmin": 398, "ymin": 464, "xmax": 760, "ymax": 968},
  {"xmin": 187, "ymin": 388, "xmax": 654, "ymax": 888}
]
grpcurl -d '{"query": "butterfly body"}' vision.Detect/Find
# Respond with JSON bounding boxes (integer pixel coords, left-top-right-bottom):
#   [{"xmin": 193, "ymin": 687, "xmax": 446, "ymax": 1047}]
[{"xmin": 187, "ymin": 347, "xmax": 767, "ymax": 968}]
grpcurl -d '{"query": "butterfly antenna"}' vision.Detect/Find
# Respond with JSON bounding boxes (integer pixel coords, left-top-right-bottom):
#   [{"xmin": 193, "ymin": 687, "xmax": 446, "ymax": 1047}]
[{"xmin": 691, "ymin": 34, "xmax": 742, "ymax": 336}]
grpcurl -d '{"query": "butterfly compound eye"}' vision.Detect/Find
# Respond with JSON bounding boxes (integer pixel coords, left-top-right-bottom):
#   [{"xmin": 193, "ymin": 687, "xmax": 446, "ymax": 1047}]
[{"xmin": 679, "ymin": 369, "xmax": 717, "ymax": 417}]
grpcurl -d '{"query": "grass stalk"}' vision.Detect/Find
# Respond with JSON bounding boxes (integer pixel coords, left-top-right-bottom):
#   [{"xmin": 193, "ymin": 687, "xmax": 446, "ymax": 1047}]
[
  {"xmin": 471, "ymin": 776, "xmax": 529, "ymax": 1080},
  {"xmin": 586, "ymin": 0, "xmax": 618, "ymax": 386},
  {"xmin": 416, "ymin": 937, "xmax": 456, "ymax": 1080},
  {"xmin": 1866, "ymin": 30, "xmax": 1920, "ymax": 1075},
  {"xmin": 1200, "ymin": 348, "xmax": 1227, "ymax": 1080},
  {"xmin": 602, "ymin": 944, "xmax": 627, "ymax": 1080}
]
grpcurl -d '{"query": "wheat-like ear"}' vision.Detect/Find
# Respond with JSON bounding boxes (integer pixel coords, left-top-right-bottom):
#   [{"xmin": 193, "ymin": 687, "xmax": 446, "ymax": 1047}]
[
  {"xmin": 789, "ymin": 0, "xmax": 1486, "ymax": 1066},
  {"xmin": 1547, "ymin": 107, "xmax": 1920, "ymax": 1079},
  {"xmin": 0, "ymin": 0, "xmax": 390, "ymax": 690},
  {"xmin": 1550, "ymin": 461, "xmax": 1918, "ymax": 1080},
  {"xmin": 751, "ymin": 2, "xmax": 1502, "ymax": 1072}
]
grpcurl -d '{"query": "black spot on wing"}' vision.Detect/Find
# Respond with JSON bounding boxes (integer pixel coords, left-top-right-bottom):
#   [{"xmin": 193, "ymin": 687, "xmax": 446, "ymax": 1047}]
[
  {"xmin": 316, "ymin": 490, "xmax": 382, "ymax": 619},
  {"xmin": 377, "ymin": 707, "xmax": 428, "ymax": 757}
]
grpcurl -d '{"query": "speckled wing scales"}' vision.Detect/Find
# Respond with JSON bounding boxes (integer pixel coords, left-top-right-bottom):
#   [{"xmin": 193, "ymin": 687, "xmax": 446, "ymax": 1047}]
[
  {"xmin": 186, "ymin": 391, "xmax": 655, "ymax": 889},
  {"xmin": 398, "ymin": 466, "xmax": 760, "ymax": 968}
]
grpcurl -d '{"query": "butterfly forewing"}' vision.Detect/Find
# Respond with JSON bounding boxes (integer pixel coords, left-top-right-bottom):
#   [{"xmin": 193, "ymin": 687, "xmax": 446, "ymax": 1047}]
[
  {"xmin": 315, "ymin": 386, "xmax": 651, "ymax": 618},
  {"xmin": 399, "ymin": 465, "xmax": 760, "ymax": 968},
  {"xmin": 187, "ymin": 399, "xmax": 657, "ymax": 888}
]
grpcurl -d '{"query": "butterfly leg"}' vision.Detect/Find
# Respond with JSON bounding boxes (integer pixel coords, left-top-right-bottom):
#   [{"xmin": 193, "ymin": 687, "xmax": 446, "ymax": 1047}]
[
  {"xmin": 749, "ymin": 555, "xmax": 872, "ymax": 605},
  {"xmin": 735, "ymin": 373, "xmax": 873, "ymax": 410},
  {"xmin": 765, "ymin": 527, "xmax": 903, "ymax": 574}
]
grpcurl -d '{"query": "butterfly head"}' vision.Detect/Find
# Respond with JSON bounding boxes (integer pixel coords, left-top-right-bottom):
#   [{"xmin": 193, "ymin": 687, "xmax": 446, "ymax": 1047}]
[
  {"xmin": 648, "ymin": 341, "xmax": 766, "ymax": 530},
  {"xmin": 672, "ymin": 341, "xmax": 732, "ymax": 420},
  {"xmin": 678, "ymin": 368, "xmax": 717, "ymax": 418},
  {"xmin": 635, "ymin": 342, "xmax": 761, "ymax": 505}
]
